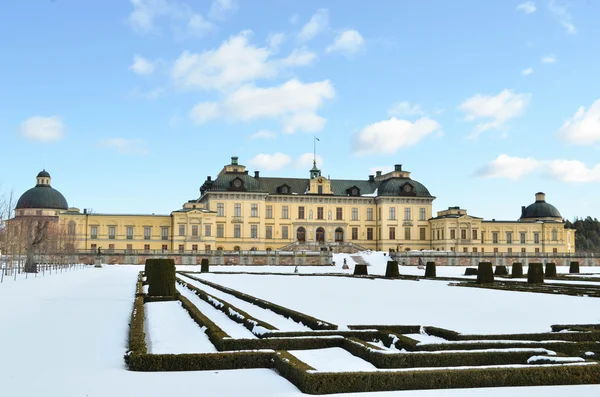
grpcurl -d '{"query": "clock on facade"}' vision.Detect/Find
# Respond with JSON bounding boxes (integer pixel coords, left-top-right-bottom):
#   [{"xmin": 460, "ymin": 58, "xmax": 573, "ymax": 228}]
[
  {"xmin": 403, "ymin": 184, "xmax": 412, "ymax": 193},
  {"xmin": 233, "ymin": 179, "xmax": 242, "ymax": 188},
  {"xmin": 317, "ymin": 177, "xmax": 323, "ymax": 183}
]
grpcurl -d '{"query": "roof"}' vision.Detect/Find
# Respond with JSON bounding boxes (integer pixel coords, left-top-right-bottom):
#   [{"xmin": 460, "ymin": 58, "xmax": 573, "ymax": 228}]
[
  {"xmin": 37, "ymin": 170, "xmax": 50, "ymax": 178},
  {"xmin": 16, "ymin": 185, "xmax": 68, "ymax": 210},
  {"xmin": 520, "ymin": 200, "xmax": 562, "ymax": 220}
]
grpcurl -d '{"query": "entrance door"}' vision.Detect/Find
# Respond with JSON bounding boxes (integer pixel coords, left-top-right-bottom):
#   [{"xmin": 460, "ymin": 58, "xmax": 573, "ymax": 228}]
[
  {"xmin": 335, "ymin": 228, "xmax": 344, "ymax": 243},
  {"xmin": 297, "ymin": 227, "xmax": 306, "ymax": 242},
  {"xmin": 316, "ymin": 227, "xmax": 325, "ymax": 243}
]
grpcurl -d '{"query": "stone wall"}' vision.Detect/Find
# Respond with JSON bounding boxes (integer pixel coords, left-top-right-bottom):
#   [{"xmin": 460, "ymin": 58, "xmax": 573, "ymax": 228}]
[{"xmin": 391, "ymin": 252, "xmax": 600, "ymax": 267}]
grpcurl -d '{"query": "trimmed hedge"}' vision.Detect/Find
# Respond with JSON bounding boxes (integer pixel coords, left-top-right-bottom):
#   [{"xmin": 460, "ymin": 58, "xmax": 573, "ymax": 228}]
[
  {"xmin": 201, "ymin": 258, "xmax": 209, "ymax": 273},
  {"xmin": 125, "ymin": 294, "xmax": 147, "ymax": 362},
  {"xmin": 494, "ymin": 265, "xmax": 508, "ymax": 276},
  {"xmin": 464, "ymin": 268, "xmax": 478, "ymax": 276},
  {"xmin": 348, "ymin": 325, "xmax": 421, "ymax": 334},
  {"xmin": 512, "ymin": 263, "xmax": 523, "ymax": 277},
  {"xmin": 528, "ymin": 263, "xmax": 544, "ymax": 284},
  {"xmin": 128, "ymin": 351, "xmax": 274, "ymax": 372},
  {"xmin": 422, "ymin": 326, "xmax": 460, "ymax": 341},
  {"xmin": 569, "ymin": 261, "xmax": 580, "ymax": 274},
  {"xmin": 146, "ymin": 259, "xmax": 176, "ymax": 298},
  {"xmin": 545, "ymin": 262, "xmax": 557, "ymax": 278},
  {"xmin": 477, "ymin": 262, "xmax": 494, "ymax": 284},
  {"xmin": 385, "ymin": 261, "xmax": 399, "ymax": 278},
  {"xmin": 354, "ymin": 264, "xmax": 368, "ymax": 276},
  {"xmin": 425, "ymin": 262, "xmax": 436, "ymax": 278}
]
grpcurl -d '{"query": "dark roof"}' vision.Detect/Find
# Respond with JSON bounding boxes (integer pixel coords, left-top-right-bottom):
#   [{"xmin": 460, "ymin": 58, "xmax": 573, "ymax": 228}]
[
  {"xmin": 520, "ymin": 199, "xmax": 562, "ymax": 219},
  {"xmin": 377, "ymin": 177, "xmax": 431, "ymax": 197},
  {"xmin": 37, "ymin": 170, "xmax": 50, "ymax": 178},
  {"xmin": 16, "ymin": 185, "xmax": 68, "ymax": 210}
]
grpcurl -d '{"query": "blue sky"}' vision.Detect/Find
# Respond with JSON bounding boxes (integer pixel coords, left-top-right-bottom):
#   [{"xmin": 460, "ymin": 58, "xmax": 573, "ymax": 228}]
[{"xmin": 1, "ymin": 0, "xmax": 599, "ymax": 220}]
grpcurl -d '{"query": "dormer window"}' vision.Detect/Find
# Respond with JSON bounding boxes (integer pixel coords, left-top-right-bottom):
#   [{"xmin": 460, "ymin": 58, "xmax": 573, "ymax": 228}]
[
  {"xmin": 347, "ymin": 186, "xmax": 361, "ymax": 196},
  {"xmin": 278, "ymin": 184, "xmax": 291, "ymax": 194}
]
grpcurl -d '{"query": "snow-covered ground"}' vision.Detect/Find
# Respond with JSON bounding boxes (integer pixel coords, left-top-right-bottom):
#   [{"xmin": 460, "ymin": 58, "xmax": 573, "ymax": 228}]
[
  {"xmin": 1, "ymin": 264, "xmax": 599, "ymax": 396},
  {"xmin": 194, "ymin": 273, "xmax": 600, "ymax": 334},
  {"xmin": 290, "ymin": 348, "xmax": 377, "ymax": 372}
]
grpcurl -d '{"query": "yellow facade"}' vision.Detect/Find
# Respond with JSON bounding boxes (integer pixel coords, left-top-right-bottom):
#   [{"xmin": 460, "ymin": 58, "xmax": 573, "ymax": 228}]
[{"xmin": 14, "ymin": 158, "xmax": 575, "ymax": 254}]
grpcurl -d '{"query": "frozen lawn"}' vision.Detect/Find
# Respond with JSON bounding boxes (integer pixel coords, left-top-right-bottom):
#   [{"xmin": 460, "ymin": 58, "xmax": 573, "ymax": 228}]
[
  {"xmin": 290, "ymin": 348, "xmax": 377, "ymax": 372},
  {"xmin": 196, "ymin": 274, "xmax": 600, "ymax": 334}
]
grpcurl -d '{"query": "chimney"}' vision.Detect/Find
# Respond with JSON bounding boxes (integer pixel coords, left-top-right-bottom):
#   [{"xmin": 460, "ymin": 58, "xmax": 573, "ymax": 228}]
[
  {"xmin": 368, "ymin": 175, "xmax": 374, "ymax": 182},
  {"xmin": 376, "ymin": 171, "xmax": 382, "ymax": 177},
  {"xmin": 207, "ymin": 176, "xmax": 211, "ymax": 181},
  {"xmin": 521, "ymin": 206, "xmax": 526, "ymax": 218},
  {"xmin": 83, "ymin": 209, "xmax": 87, "ymax": 214},
  {"xmin": 254, "ymin": 171, "xmax": 260, "ymax": 178},
  {"xmin": 535, "ymin": 192, "xmax": 545, "ymax": 202},
  {"xmin": 244, "ymin": 170, "xmax": 249, "ymax": 174},
  {"xmin": 394, "ymin": 164, "xmax": 402, "ymax": 172},
  {"xmin": 231, "ymin": 156, "xmax": 239, "ymax": 165}
]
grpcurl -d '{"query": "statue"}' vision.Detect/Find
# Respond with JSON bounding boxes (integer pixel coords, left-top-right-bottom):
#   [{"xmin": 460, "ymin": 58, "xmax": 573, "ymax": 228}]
[{"xmin": 24, "ymin": 220, "xmax": 49, "ymax": 273}]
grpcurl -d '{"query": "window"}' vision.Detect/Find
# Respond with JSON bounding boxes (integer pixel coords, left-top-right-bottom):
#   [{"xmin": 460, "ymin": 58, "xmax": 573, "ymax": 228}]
[
  {"xmin": 404, "ymin": 208, "xmax": 411, "ymax": 220},
  {"xmin": 317, "ymin": 207, "xmax": 324, "ymax": 220},
  {"xmin": 336, "ymin": 207, "xmax": 343, "ymax": 220},
  {"xmin": 162, "ymin": 244, "xmax": 168, "ymax": 252},
  {"xmin": 520, "ymin": 232, "xmax": 526, "ymax": 244},
  {"xmin": 108, "ymin": 244, "xmax": 115, "ymax": 252},
  {"xmin": 506, "ymin": 232, "xmax": 512, "ymax": 244},
  {"xmin": 298, "ymin": 206, "xmax": 305, "ymax": 219},
  {"xmin": 251, "ymin": 203, "xmax": 258, "ymax": 217},
  {"xmin": 419, "ymin": 208, "xmax": 426, "ymax": 221},
  {"xmin": 282, "ymin": 225, "xmax": 289, "ymax": 239},
  {"xmin": 420, "ymin": 227, "xmax": 426, "ymax": 240},
  {"xmin": 234, "ymin": 203, "xmax": 241, "ymax": 217},
  {"xmin": 492, "ymin": 232, "xmax": 499, "ymax": 244},
  {"xmin": 553, "ymin": 248, "xmax": 558, "ymax": 253},
  {"xmin": 534, "ymin": 232, "xmax": 540, "ymax": 244},
  {"xmin": 463, "ymin": 247, "xmax": 468, "ymax": 253},
  {"xmin": 450, "ymin": 229, "xmax": 456, "ymax": 240},
  {"xmin": 551, "ymin": 229, "xmax": 558, "ymax": 241},
  {"xmin": 178, "ymin": 225, "xmax": 185, "ymax": 236},
  {"xmin": 317, "ymin": 185, "xmax": 323, "ymax": 194},
  {"xmin": 266, "ymin": 205, "xmax": 273, "ymax": 219},
  {"xmin": 68, "ymin": 222, "xmax": 76, "ymax": 235},
  {"xmin": 389, "ymin": 207, "xmax": 396, "ymax": 220},
  {"xmin": 493, "ymin": 247, "xmax": 498, "ymax": 253},
  {"xmin": 234, "ymin": 224, "xmax": 241, "ymax": 238},
  {"xmin": 178, "ymin": 244, "xmax": 184, "ymax": 253},
  {"xmin": 535, "ymin": 247, "xmax": 540, "ymax": 253},
  {"xmin": 367, "ymin": 208, "xmax": 373, "ymax": 221},
  {"xmin": 472, "ymin": 230, "xmax": 478, "ymax": 240},
  {"xmin": 352, "ymin": 227, "xmax": 358, "ymax": 240},
  {"xmin": 108, "ymin": 226, "xmax": 116, "ymax": 240},
  {"xmin": 352, "ymin": 208, "xmax": 358, "ymax": 221},
  {"xmin": 461, "ymin": 229, "xmax": 467, "ymax": 240},
  {"xmin": 127, "ymin": 226, "xmax": 134, "ymax": 239},
  {"xmin": 481, "ymin": 231, "xmax": 485, "ymax": 244},
  {"xmin": 508, "ymin": 248, "xmax": 513, "ymax": 253},
  {"xmin": 521, "ymin": 248, "xmax": 526, "ymax": 253},
  {"xmin": 367, "ymin": 228, "xmax": 373, "ymax": 240},
  {"xmin": 205, "ymin": 245, "xmax": 211, "ymax": 252},
  {"xmin": 217, "ymin": 203, "xmax": 224, "ymax": 217},
  {"xmin": 205, "ymin": 225, "xmax": 211, "ymax": 237},
  {"xmin": 251, "ymin": 225, "xmax": 258, "ymax": 239},
  {"xmin": 161, "ymin": 227, "xmax": 168, "ymax": 240},
  {"xmin": 473, "ymin": 247, "xmax": 477, "ymax": 253},
  {"xmin": 144, "ymin": 244, "xmax": 150, "ymax": 252},
  {"xmin": 404, "ymin": 227, "xmax": 411, "ymax": 240},
  {"xmin": 389, "ymin": 227, "xmax": 396, "ymax": 240},
  {"xmin": 217, "ymin": 224, "xmax": 224, "ymax": 238},
  {"xmin": 378, "ymin": 208, "xmax": 382, "ymax": 221},
  {"xmin": 91, "ymin": 226, "xmax": 98, "ymax": 239},
  {"xmin": 192, "ymin": 244, "xmax": 198, "ymax": 252},
  {"xmin": 91, "ymin": 243, "xmax": 97, "ymax": 250},
  {"xmin": 127, "ymin": 244, "xmax": 133, "ymax": 253},
  {"xmin": 282, "ymin": 206, "xmax": 289, "ymax": 219},
  {"xmin": 266, "ymin": 226, "xmax": 273, "ymax": 239},
  {"xmin": 192, "ymin": 225, "xmax": 198, "ymax": 237},
  {"xmin": 144, "ymin": 227, "xmax": 151, "ymax": 240}
]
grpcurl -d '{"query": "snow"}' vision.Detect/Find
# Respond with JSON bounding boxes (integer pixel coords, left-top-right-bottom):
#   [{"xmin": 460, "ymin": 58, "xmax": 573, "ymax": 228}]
[
  {"xmin": 527, "ymin": 356, "xmax": 585, "ymax": 364},
  {"xmin": 194, "ymin": 274, "xmax": 600, "ymax": 334},
  {"xmin": 145, "ymin": 301, "xmax": 217, "ymax": 354},
  {"xmin": 290, "ymin": 348, "xmax": 377, "ymax": 372}
]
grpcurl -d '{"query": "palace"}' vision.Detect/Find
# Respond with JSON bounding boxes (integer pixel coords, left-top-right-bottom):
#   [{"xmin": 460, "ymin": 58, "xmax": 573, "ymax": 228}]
[{"xmin": 11, "ymin": 156, "xmax": 575, "ymax": 254}]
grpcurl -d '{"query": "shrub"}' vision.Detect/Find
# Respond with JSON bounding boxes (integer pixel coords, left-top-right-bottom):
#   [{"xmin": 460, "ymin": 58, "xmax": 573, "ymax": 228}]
[
  {"xmin": 494, "ymin": 265, "xmax": 508, "ymax": 276},
  {"xmin": 385, "ymin": 261, "xmax": 399, "ymax": 278},
  {"xmin": 569, "ymin": 261, "xmax": 580, "ymax": 274},
  {"xmin": 528, "ymin": 263, "xmax": 544, "ymax": 284},
  {"xmin": 201, "ymin": 258, "xmax": 209, "ymax": 273},
  {"xmin": 354, "ymin": 264, "xmax": 368, "ymax": 276},
  {"xmin": 477, "ymin": 262, "xmax": 494, "ymax": 284},
  {"xmin": 512, "ymin": 263, "xmax": 523, "ymax": 277},
  {"xmin": 545, "ymin": 263, "xmax": 557, "ymax": 278},
  {"xmin": 146, "ymin": 259, "xmax": 176, "ymax": 297},
  {"xmin": 425, "ymin": 262, "xmax": 436, "ymax": 278},
  {"xmin": 464, "ymin": 268, "xmax": 478, "ymax": 276}
]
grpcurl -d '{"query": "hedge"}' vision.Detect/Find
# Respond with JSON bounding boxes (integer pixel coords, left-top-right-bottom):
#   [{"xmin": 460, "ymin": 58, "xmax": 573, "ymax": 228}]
[
  {"xmin": 348, "ymin": 325, "xmax": 421, "ymax": 334},
  {"xmin": 201, "ymin": 258, "xmax": 209, "ymax": 273},
  {"xmin": 125, "ymin": 294, "xmax": 147, "ymax": 366},
  {"xmin": 385, "ymin": 261, "xmax": 399, "ymax": 278},
  {"xmin": 545, "ymin": 262, "xmax": 557, "ymax": 278},
  {"xmin": 354, "ymin": 264, "xmax": 368, "ymax": 276},
  {"xmin": 179, "ymin": 273, "xmax": 337, "ymax": 330},
  {"xmin": 146, "ymin": 259, "xmax": 176, "ymax": 297},
  {"xmin": 128, "ymin": 351, "xmax": 274, "ymax": 372},
  {"xmin": 494, "ymin": 265, "xmax": 508, "ymax": 276},
  {"xmin": 425, "ymin": 262, "xmax": 436, "ymax": 278},
  {"xmin": 464, "ymin": 268, "xmax": 478, "ymax": 276},
  {"xmin": 528, "ymin": 263, "xmax": 544, "ymax": 284},
  {"xmin": 477, "ymin": 262, "xmax": 494, "ymax": 284},
  {"xmin": 569, "ymin": 261, "xmax": 580, "ymax": 274},
  {"xmin": 512, "ymin": 263, "xmax": 523, "ymax": 277}
]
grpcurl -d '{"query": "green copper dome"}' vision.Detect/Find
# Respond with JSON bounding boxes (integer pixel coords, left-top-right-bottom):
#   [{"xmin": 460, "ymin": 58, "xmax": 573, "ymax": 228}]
[
  {"xmin": 520, "ymin": 192, "xmax": 561, "ymax": 220},
  {"xmin": 16, "ymin": 171, "xmax": 68, "ymax": 210}
]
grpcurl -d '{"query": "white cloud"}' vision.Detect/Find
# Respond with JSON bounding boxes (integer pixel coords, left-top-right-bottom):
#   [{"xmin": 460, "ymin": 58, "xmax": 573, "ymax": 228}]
[
  {"xmin": 541, "ymin": 54, "xmax": 558, "ymax": 64},
  {"xmin": 289, "ymin": 14, "xmax": 300, "ymax": 25},
  {"xmin": 267, "ymin": 32, "xmax": 286, "ymax": 51},
  {"xmin": 19, "ymin": 116, "xmax": 65, "ymax": 142},
  {"xmin": 130, "ymin": 55, "xmax": 156, "ymax": 75},
  {"xmin": 521, "ymin": 67, "xmax": 534, "ymax": 76},
  {"xmin": 280, "ymin": 48, "xmax": 318, "ymax": 67},
  {"xmin": 475, "ymin": 154, "xmax": 541, "ymax": 180},
  {"xmin": 250, "ymin": 130, "xmax": 276, "ymax": 139},
  {"xmin": 189, "ymin": 102, "xmax": 220, "ymax": 125},
  {"xmin": 477, "ymin": 154, "xmax": 600, "ymax": 183},
  {"xmin": 208, "ymin": 0, "xmax": 237, "ymax": 20},
  {"xmin": 295, "ymin": 153, "xmax": 324, "ymax": 169},
  {"xmin": 128, "ymin": 0, "xmax": 213, "ymax": 37},
  {"xmin": 388, "ymin": 101, "xmax": 425, "ymax": 117},
  {"xmin": 353, "ymin": 117, "xmax": 441, "ymax": 155},
  {"xmin": 98, "ymin": 138, "xmax": 149, "ymax": 155},
  {"xmin": 548, "ymin": 0, "xmax": 576, "ymax": 34},
  {"xmin": 298, "ymin": 9, "xmax": 328, "ymax": 42},
  {"xmin": 557, "ymin": 99, "xmax": 600, "ymax": 145},
  {"xmin": 326, "ymin": 29, "xmax": 365, "ymax": 56},
  {"xmin": 516, "ymin": 1, "xmax": 536, "ymax": 14},
  {"xmin": 249, "ymin": 153, "xmax": 291, "ymax": 171},
  {"xmin": 459, "ymin": 89, "xmax": 531, "ymax": 139}
]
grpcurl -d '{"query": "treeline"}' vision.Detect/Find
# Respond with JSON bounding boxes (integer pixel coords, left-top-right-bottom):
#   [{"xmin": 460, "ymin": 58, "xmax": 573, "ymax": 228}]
[{"xmin": 565, "ymin": 217, "xmax": 600, "ymax": 252}]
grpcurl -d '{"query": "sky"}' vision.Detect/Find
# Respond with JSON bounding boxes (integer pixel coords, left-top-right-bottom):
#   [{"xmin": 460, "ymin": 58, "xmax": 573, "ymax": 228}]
[{"xmin": 1, "ymin": 0, "xmax": 599, "ymax": 221}]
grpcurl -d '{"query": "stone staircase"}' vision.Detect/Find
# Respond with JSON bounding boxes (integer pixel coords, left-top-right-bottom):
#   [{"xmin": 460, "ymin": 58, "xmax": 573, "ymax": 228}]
[{"xmin": 278, "ymin": 242, "xmax": 366, "ymax": 254}]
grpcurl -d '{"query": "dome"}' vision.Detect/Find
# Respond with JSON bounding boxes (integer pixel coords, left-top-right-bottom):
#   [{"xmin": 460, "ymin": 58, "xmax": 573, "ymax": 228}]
[
  {"xmin": 16, "ymin": 186, "xmax": 68, "ymax": 210},
  {"xmin": 377, "ymin": 177, "xmax": 432, "ymax": 197},
  {"xmin": 37, "ymin": 170, "xmax": 51, "ymax": 178},
  {"xmin": 520, "ymin": 192, "xmax": 561, "ymax": 220}
]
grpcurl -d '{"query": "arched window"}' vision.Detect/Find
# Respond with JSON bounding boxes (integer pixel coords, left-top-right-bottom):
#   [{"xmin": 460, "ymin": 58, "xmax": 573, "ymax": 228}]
[{"xmin": 234, "ymin": 246, "xmax": 241, "ymax": 251}]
